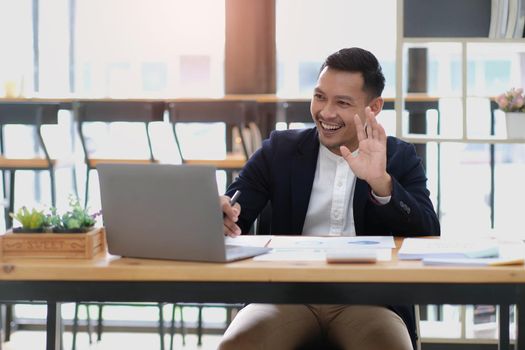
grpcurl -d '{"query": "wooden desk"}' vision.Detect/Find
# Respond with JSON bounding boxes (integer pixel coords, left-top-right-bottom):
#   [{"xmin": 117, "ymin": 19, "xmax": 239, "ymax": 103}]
[{"xmin": 0, "ymin": 239, "xmax": 524, "ymax": 350}]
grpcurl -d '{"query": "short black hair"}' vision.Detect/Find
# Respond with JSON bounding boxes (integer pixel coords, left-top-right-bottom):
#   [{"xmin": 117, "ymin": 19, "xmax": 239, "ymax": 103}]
[{"xmin": 319, "ymin": 47, "xmax": 385, "ymax": 98}]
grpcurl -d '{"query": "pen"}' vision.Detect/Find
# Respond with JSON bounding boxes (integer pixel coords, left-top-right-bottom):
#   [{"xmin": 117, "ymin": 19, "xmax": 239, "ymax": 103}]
[{"xmin": 229, "ymin": 190, "xmax": 242, "ymax": 206}]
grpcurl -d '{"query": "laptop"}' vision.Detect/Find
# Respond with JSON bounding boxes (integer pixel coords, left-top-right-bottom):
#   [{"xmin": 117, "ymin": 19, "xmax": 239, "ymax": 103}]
[{"xmin": 97, "ymin": 163, "xmax": 270, "ymax": 262}]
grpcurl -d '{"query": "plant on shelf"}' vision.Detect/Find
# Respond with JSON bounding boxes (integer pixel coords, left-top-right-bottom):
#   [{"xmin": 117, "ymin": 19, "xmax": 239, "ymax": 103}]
[
  {"xmin": 496, "ymin": 88, "xmax": 525, "ymax": 139},
  {"xmin": 9, "ymin": 206, "xmax": 50, "ymax": 233},
  {"xmin": 48, "ymin": 196, "xmax": 101, "ymax": 233},
  {"xmin": 496, "ymin": 87, "xmax": 525, "ymax": 112}
]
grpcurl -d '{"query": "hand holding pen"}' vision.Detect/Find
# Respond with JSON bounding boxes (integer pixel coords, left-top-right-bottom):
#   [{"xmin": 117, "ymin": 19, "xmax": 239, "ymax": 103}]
[{"xmin": 221, "ymin": 190, "xmax": 242, "ymax": 237}]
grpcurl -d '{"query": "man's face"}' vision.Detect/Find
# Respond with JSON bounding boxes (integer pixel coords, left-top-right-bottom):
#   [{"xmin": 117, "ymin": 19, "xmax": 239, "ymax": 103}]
[{"xmin": 310, "ymin": 67, "xmax": 378, "ymax": 155}]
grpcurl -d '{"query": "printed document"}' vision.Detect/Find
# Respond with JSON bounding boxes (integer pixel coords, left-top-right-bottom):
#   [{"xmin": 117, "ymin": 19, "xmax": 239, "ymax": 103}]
[
  {"xmin": 398, "ymin": 238, "xmax": 500, "ymax": 260},
  {"xmin": 256, "ymin": 236, "xmax": 394, "ymax": 262}
]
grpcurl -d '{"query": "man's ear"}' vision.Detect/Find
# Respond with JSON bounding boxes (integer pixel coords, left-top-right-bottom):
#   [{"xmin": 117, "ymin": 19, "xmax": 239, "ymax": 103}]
[{"xmin": 369, "ymin": 97, "xmax": 384, "ymax": 115}]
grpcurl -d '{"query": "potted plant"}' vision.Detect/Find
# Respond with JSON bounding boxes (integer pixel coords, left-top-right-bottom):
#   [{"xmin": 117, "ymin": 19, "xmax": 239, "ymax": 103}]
[
  {"xmin": 48, "ymin": 197, "xmax": 100, "ymax": 233},
  {"xmin": 1, "ymin": 198, "xmax": 106, "ymax": 259},
  {"xmin": 496, "ymin": 88, "xmax": 525, "ymax": 139},
  {"xmin": 9, "ymin": 206, "xmax": 50, "ymax": 233}
]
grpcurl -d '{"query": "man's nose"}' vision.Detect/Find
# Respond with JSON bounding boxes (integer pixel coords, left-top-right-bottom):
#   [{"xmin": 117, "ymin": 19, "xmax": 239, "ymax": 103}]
[{"xmin": 320, "ymin": 103, "xmax": 337, "ymax": 119}]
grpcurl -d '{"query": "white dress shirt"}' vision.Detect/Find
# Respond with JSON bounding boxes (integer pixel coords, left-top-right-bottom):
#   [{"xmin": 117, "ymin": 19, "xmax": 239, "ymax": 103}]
[{"xmin": 302, "ymin": 144, "xmax": 390, "ymax": 236}]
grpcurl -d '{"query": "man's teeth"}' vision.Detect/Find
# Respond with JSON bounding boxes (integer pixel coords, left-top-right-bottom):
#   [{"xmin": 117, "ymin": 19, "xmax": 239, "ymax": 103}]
[{"xmin": 321, "ymin": 122, "xmax": 342, "ymax": 131}]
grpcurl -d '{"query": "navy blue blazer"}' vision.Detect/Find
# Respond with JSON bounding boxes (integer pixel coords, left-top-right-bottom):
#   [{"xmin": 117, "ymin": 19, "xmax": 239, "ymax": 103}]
[
  {"xmin": 226, "ymin": 128, "xmax": 440, "ymax": 349},
  {"xmin": 227, "ymin": 127, "xmax": 440, "ymax": 237}
]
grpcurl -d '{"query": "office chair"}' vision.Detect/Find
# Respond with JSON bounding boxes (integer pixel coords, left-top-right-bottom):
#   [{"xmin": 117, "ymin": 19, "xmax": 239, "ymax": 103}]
[
  {"xmin": 72, "ymin": 100, "xmax": 168, "ymax": 349},
  {"xmin": 73, "ymin": 100, "xmax": 165, "ymax": 206}
]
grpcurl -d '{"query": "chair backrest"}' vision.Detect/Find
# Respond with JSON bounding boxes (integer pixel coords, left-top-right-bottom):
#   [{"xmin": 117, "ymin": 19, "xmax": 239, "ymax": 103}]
[
  {"xmin": 73, "ymin": 100, "xmax": 166, "ymax": 164},
  {"xmin": 74, "ymin": 100, "xmax": 165, "ymax": 123},
  {"xmin": 168, "ymin": 100, "xmax": 256, "ymax": 125},
  {"xmin": 279, "ymin": 101, "xmax": 312, "ymax": 124},
  {"xmin": 0, "ymin": 102, "xmax": 60, "ymax": 158},
  {"xmin": 0, "ymin": 102, "xmax": 59, "ymax": 125},
  {"xmin": 168, "ymin": 100, "xmax": 258, "ymax": 160}
]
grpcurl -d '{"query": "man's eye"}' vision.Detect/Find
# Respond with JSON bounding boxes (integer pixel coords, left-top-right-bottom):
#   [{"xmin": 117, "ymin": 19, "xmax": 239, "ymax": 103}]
[
  {"xmin": 314, "ymin": 93, "xmax": 325, "ymax": 100},
  {"xmin": 338, "ymin": 101, "xmax": 351, "ymax": 107}
]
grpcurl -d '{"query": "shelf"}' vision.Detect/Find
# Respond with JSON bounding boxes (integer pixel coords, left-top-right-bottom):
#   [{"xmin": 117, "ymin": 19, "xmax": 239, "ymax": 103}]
[
  {"xmin": 402, "ymin": 135, "xmax": 525, "ymax": 144},
  {"xmin": 397, "ymin": 0, "xmax": 525, "ymax": 144}
]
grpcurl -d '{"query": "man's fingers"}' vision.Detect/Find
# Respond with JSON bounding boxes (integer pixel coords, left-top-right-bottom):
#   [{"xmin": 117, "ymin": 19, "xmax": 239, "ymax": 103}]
[
  {"xmin": 340, "ymin": 145, "xmax": 357, "ymax": 170},
  {"xmin": 220, "ymin": 195, "xmax": 242, "ymax": 236},
  {"xmin": 220, "ymin": 196, "xmax": 240, "ymax": 219},
  {"xmin": 340, "ymin": 145, "xmax": 352, "ymax": 160},
  {"xmin": 224, "ymin": 213, "xmax": 241, "ymax": 236},
  {"xmin": 365, "ymin": 107, "xmax": 377, "ymax": 138},
  {"xmin": 354, "ymin": 114, "xmax": 366, "ymax": 141},
  {"xmin": 375, "ymin": 121, "xmax": 387, "ymax": 143},
  {"xmin": 223, "ymin": 219, "xmax": 241, "ymax": 237}
]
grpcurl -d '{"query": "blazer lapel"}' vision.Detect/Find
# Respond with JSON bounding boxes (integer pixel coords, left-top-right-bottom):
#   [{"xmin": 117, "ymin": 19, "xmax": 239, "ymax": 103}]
[{"xmin": 291, "ymin": 129, "xmax": 319, "ymax": 233}]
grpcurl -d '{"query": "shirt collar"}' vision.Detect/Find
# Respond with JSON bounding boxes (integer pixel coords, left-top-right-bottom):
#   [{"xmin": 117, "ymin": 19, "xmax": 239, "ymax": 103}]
[{"xmin": 319, "ymin": 144, "xmax": 358, "ymax": 163}]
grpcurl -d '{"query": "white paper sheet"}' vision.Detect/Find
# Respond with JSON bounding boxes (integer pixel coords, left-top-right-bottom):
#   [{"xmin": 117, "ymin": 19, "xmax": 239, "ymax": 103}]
[
  {"xmin": 253, "ymin": 248, "xmax": 392, "ymax": 262},
  {"xmin": 398, "ymin": 238, "xmax": 500, "ymax": 260},
  {"xmin": 225, "ymin": 235, "xmax": 272, "ymax": 247},
  {"xmin": 267, "ymin": 236, "xmax": 395, "ymax": 249}
]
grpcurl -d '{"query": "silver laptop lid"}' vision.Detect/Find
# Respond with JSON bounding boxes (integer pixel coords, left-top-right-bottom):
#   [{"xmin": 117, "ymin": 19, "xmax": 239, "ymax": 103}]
[{"xmin": 97, "ymin": 163, "xmax": 227, "ymax": 261}]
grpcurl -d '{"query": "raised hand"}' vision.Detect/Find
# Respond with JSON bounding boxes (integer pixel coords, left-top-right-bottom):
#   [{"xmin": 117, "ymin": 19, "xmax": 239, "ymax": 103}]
[{"xmin": 340, "ymin": 106, "xmax": 392, "ymax": 197}]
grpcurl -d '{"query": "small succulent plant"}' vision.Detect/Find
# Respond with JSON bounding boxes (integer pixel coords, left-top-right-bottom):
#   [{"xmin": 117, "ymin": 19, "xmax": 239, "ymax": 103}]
[
  {"xmin": 48, "ymin": 196, "xmax": 101, "ymax": 232},
  {"xmin": 9, "ymin": 206, "xmax": 49, "ymax": 231}
]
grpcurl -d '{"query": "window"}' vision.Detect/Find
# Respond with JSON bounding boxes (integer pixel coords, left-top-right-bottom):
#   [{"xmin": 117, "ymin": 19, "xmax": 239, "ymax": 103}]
[
  {"xmin": 0, "ymin": 0, "xmax": 33, "ymax": 97},
  {"xmin": 74, "ymin": 0, "xmax": 225, "ymax": 97},
  {"xmin": 276, "ymin": 0, "xmax": 397, "ymax": 98}
]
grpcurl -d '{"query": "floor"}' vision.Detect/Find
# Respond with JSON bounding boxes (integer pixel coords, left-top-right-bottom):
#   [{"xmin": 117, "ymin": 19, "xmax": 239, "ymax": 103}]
[
  {"xmin": 1, "ymin": 304, "xmax": 226, "ymax": 350},
  {"xmin": 2, "ymin": 331, "xmax": 222, "ymax": 350}
]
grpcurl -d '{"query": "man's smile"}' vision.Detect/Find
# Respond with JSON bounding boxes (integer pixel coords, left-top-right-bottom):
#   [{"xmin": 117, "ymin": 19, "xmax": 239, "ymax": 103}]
[{"xmin": 320, "ymin": 121, "xmax": 344, "ymax": 131}]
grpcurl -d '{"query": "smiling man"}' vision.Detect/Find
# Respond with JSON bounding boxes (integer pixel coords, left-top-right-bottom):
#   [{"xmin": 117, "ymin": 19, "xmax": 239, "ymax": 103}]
[{"xmin": 219, "ymin": 47, "xmax": 440, "ymax": 350}]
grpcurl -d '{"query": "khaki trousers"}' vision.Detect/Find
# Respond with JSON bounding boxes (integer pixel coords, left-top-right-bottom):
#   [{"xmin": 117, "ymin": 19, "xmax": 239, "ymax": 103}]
[{"xmin": 219, "ymin": 304, "xmax": 413, "ymax": 350}]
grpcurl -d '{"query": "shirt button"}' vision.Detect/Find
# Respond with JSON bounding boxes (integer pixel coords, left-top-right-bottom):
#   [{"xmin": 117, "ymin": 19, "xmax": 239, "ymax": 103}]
[
  {"xmin": 333, "ymin": 210, "xmax": 340, "ymax": 219},
  {"xmin": 337, "ymin": 181, "xmax": 343, "ymax": 187}
]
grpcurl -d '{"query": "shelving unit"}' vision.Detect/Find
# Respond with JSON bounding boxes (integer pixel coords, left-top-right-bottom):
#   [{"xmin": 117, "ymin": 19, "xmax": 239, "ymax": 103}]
[
  {"xmin": 395, "ymin": 0, "xmax": 525, "ymax": 143},
  {"xmin": 396, "ymin": 2, "xmax": 524, "ymax": 347}
]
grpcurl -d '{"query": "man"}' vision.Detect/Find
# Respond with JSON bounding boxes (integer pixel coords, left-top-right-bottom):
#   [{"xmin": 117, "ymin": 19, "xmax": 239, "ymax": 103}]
[{"xmin": 219, "ymin": 47, "xmax": 440, "ymax": 350}]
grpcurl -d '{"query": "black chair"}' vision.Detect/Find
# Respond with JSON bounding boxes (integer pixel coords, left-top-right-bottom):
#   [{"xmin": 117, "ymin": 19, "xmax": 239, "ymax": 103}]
[
  {"xmin": 73, "ymin": 100, "xmax": 165, "ymax": 206},
  {"xmin": 0, "ymin": 102, "xmax": 60, "ymax": 229},
  {"xmin": 72, "ymin": 100, "xmax": 167, "ymax": 349},
  {"xmin": 168, "ymin": 100, "xmax": 259, "ymax": 185}
]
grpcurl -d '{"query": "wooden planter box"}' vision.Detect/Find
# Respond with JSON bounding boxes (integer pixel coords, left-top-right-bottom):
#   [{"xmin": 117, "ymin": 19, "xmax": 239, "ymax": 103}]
[{"xmin": 0, "ymin": 227, "xmax": 106, "ymax": 259}]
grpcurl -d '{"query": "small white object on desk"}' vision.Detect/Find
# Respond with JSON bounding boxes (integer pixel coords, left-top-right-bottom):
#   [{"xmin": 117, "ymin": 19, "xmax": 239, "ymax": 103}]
[{"xmin": 326, "ymin": 249, "xmax": 378, "ymax": 264}]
